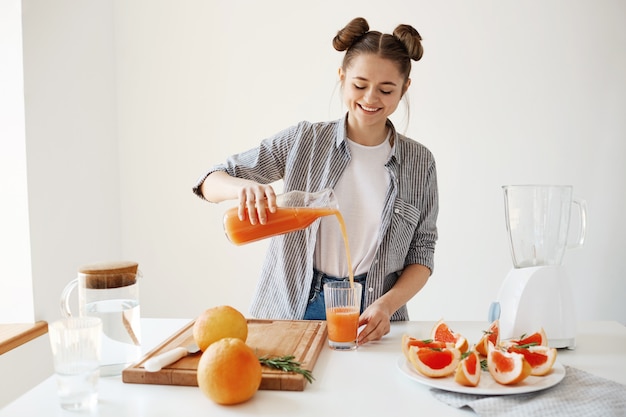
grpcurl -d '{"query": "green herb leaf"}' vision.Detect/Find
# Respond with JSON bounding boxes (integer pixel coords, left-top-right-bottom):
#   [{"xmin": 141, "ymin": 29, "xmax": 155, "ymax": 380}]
[
  {"xmin": 480, "ymin": 359, "xmax": 488, "ymax": 371},
  {"xmin": 258, "ymin": 354, "xmax": 315, "ymax": 384},
  {"xmin": 514, "ymin": 342, "xmax": 538, "ymax": 349}
]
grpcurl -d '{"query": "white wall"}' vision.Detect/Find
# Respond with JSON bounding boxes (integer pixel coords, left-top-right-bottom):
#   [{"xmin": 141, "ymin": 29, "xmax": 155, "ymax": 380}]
[
  {"xmin": 21, "ymin": 0, "xmax": 626, "ymax": 326},
  {"xmin": 22, "ymin": 0, "xmax": 121, "ymax": 322},
  {"xmin": 0, "ymin": 0, "xmax": 34, "ymax": 323}
]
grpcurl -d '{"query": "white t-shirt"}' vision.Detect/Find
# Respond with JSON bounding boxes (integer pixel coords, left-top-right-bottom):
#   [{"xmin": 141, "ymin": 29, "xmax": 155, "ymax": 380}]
[{"xmin": 314, "ymin": 133, "xmax": 391, "ymax": 277}]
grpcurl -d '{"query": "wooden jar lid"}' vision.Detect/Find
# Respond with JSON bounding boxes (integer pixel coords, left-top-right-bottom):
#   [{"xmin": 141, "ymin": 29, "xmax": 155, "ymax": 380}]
[{"xmin": 78, "ymin": 261, "xmax": 139, "ymax": 289}]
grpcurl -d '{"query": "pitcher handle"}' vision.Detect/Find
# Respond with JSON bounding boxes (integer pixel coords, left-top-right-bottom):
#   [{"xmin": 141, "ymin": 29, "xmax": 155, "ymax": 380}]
[
  {"xmin": 568, "ymin": 198, "xmax": 587, "ymax": 249},
  {"xmin": 60, "ymin": 278, "xmax": 78, "ymax": 317}
]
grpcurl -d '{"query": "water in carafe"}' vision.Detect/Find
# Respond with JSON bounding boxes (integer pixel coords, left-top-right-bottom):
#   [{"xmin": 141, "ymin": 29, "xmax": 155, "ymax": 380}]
[{"xmin": 85, "ymin": 291, "xmax": 141, "ymax": 375}]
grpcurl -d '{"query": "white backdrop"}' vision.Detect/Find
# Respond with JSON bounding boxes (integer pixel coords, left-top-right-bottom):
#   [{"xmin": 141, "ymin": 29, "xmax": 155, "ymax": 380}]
[{"xmin": 22, "ymin": 0, "xmax": 626, "ymax": 325}]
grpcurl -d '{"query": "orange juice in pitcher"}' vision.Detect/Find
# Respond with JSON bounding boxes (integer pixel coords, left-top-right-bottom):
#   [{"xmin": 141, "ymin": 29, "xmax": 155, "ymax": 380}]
[{"xmin": 223, "ymin": 189, "xmax": 339, "ymax": 245}]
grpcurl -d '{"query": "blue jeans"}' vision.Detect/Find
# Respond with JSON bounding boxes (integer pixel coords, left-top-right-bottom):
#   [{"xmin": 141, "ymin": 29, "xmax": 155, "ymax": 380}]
[{"xmin": 303, "ymin": 269, "xmax": 367, "ymax": 320}]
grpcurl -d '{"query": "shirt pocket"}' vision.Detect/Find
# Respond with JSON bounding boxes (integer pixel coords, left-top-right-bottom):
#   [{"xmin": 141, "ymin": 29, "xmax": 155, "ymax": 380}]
[{"xmin": 392, "ymin": 198, "xmax": 420, "ymax": 228}]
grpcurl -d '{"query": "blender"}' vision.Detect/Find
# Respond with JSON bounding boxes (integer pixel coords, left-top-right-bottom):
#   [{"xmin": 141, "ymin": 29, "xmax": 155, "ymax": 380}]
[{"xmin": 489, "ymin": 185, "xmax": 587, "ymax": 348}]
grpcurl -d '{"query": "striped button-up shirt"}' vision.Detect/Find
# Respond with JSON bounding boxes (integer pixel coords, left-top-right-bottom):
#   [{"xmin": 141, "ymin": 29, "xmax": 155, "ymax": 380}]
[{"xmin": 193, "ymin": 115, "xmax": 438, "ymax": 321}]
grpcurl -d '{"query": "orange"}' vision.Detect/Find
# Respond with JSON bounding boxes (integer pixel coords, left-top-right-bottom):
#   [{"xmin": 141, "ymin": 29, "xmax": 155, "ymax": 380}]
[
  {"xmin": 487, "ymin": 342, "xmax": 532, "ymax": 385},
  {"xmin": 401, "ymin": 334, "xmax": 448, "ymax": 360},
  {"xmin": 407, "ymin": 345, "xmax": 461, "ymax": 378},
  {"xmin": 454, "ymin": 350, "xmax": 481, "ymax": 387},
  {"xmin": 431, "ymin": 319, "xmax": 469, "ymax": 353},
  {"xmin": 507, "ymin": 344, "xmax": 557, "ymax": 376},
  {"xmin": 197, "ymin": 337, "xmax": 262, "ymax": 405},
  {"xmin": 193, "ymin": 305, "xmax": 248, "ymax": 351},
  {"xmin": 476, "ymin": 320, "xmax": 499, "ymax": 357}
]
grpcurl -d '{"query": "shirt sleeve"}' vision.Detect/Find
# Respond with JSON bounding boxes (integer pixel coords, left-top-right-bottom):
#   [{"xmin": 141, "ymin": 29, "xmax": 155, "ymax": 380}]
[
  {"xmin": 405, "ymin": 155, "xmax": 438, "ymax": 273},
  {"xmin": 191, "ymin": 124, "xmax": 301, "ymax": 200}
]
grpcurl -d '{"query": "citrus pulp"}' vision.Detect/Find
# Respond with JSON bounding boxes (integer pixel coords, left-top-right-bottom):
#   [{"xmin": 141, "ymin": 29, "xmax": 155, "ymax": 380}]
[
  {"xmin": 454, "ymin": 350, "xmax": 481, "ymax": 387},
  {"xmin": 431, "ymin": 319, "xmax": 469, "ymax": 353},
  {"xmin": 487, "ymin": 342, "xmax": 532, "ymax": 385},
  {"xmin": 408, "ymin": 345, "xmax": 461, "ymax": 378},
  {"xmin": 507, "ymin": 344, "xmax": 557, "ymax": 376},
  {"xmin": 476, "ymin": 320, "xmax": 499, "ymax": 356}
]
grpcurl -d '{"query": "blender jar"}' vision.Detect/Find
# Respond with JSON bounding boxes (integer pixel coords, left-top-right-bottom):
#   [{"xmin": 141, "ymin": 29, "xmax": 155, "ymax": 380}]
[{"xmin": 503, "ymin": 185, "xmax": 586, "ymax": 267}]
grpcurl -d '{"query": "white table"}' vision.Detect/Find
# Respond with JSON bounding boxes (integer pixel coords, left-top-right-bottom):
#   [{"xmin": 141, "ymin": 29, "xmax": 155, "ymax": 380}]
[{"xmin": 1, "ymin": 319, "xmax": 625, "ymax": 416}]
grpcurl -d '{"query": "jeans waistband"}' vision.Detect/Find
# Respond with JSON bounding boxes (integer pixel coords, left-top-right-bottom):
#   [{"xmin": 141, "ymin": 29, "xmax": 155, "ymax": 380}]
[{"xmin": 311, "ymin": 269, "xmax": 367, "ymax": 293}]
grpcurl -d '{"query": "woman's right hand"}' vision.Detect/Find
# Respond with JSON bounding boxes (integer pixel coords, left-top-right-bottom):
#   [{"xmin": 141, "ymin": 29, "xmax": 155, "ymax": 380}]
[
  {"xmin": 237, "ymin": 183, "xmax": 277, "ymax": 225},
  {"xmin": 200, "ymin": 172, "xmax": 277, "ymax": 224}
]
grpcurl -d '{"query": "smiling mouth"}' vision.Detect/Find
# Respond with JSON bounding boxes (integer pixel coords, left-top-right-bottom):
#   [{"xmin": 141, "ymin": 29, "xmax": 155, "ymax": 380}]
[{"xmin": 359, "ymin": 104, "xmax": 381, "ymax": 113}]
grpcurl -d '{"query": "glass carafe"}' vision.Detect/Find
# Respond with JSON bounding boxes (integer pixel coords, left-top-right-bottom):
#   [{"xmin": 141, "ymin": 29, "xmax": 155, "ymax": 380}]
[
  {"xmin": 503, "ymin": 185, "xmax": 586, "ymax": 267},
  {"xmin": 223, "ymin": 188, "xmax": 338, "ymax": 245},
  {"xmin": 60, "ymin": 261, "xmax": 142, "ymax": 376}
]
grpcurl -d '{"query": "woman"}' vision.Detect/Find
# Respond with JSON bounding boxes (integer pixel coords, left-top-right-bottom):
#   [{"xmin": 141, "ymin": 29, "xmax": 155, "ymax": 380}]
[{"xmin": 193, "ymin": 17, "xmax": 438, "ymax": 345}]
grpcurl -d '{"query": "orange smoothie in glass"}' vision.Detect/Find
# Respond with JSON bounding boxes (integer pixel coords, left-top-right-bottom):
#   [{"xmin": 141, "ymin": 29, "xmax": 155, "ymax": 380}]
[{"xmin": 326, "ymin": 306, "xmax": 360, "ymax": 343}]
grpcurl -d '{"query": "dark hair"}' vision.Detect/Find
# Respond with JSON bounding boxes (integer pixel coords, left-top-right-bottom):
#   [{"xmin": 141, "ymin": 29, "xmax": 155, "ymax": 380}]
[{"xmin": 333, "ymin": 17, "xmax": 423, "ymax": 87}]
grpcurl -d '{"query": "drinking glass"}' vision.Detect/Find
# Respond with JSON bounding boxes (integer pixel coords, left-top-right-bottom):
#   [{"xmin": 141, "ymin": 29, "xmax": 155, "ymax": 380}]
[
  {"xmin": 324, "ymin": 282, "xmax": 362, "ymax": 350},
  {"xmin": 48, "ymin": 317, "xmax": 102, "ymax": 410}
]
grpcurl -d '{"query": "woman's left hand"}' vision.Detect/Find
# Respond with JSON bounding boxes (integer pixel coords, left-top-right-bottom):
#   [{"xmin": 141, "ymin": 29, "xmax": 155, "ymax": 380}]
[
  {"xmin": 355, "ymin": 264, "xmax": 431, "ymax": 345},
  {"xmin": 357, "ymin": 303, "xmax": 391, "ymax": 345}
]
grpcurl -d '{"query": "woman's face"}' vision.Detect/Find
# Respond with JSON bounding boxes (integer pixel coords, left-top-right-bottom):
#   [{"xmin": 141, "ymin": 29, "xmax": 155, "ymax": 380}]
[{"xmin": 340, "ymin": 54, "xmax": 409, "ymax": 130}]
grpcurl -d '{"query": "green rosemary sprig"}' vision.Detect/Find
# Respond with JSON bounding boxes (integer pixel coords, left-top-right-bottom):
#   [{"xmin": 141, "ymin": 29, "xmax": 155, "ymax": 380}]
[
  {"xmin": 514, "ymin": 342, "xmax": 538, "ymax": 349},
  {"xmin": 258, "ymin": 355, "xmax": 315, "ymax": 384}
]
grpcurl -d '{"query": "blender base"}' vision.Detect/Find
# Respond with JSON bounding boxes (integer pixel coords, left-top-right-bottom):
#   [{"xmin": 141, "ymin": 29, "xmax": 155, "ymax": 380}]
[{"xmin": 495, "ymin": 265, "xmax": 576, "ymax": 349}]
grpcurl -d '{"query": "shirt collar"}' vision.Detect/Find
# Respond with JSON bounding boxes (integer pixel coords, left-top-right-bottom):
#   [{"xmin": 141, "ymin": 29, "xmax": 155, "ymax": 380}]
[
  {"xmin": 336, "ymin": 113, "xmax": 400, "ymax": 164},
  {"xmin": 387, "ymin": 120, "xmax": 400, "ymax": 164},
  {"xmin": 336, "ymin": 114, "xmax": 349, "ymax": 148}
]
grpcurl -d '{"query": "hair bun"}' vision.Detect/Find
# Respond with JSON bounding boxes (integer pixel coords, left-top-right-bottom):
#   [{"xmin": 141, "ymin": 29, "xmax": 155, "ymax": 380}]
[
  {"xmin": 393, "ymin": 24, "xmax": 424, "ymax": 61},
  {"xmin": 333, "ymin": 17, "xmax": 369, "ymax": 52}
]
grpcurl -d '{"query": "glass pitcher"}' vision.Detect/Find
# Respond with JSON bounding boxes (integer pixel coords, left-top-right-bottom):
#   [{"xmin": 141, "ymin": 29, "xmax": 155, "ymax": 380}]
[
  {"xmin": 223, "ymin": 188, "xmax": 339, "ymax": 245},
  {"xmin": 503, "ymin": 185, "xmax": 586, "ymax": 267},
  {"xmin": 60, "ymin": 261, "xmax": 141, "ymax": 376}
]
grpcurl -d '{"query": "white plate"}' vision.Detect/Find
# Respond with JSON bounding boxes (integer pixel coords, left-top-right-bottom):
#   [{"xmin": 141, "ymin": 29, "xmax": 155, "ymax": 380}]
[{"xmin": 397, "ymin": 357, "xmax": 566, "ymax": 395}]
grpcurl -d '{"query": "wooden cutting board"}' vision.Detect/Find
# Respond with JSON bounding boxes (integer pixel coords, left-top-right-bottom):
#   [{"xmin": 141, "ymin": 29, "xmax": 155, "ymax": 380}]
[{"xmin": 122, "ymin": 319, "xmax": 327, "ymax": 391}]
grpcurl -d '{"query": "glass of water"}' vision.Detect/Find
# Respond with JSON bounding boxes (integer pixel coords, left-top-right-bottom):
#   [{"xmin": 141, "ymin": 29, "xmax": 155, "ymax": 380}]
[{"xmin": 48, "ymin": 317, "xmax": 102, "ymax": 410}]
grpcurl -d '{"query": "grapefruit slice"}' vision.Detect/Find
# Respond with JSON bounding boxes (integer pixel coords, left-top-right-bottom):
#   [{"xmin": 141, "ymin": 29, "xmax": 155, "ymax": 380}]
[
  {"xmin": 431, "ymin": 319, "xmax": 469, "ymax": 353},
  {"xmin": 407, "ymin": 345, "xmax": 461, "ymax": 378},
  {"xmin": 402, "ymin": 334, "xmax": 447, "ymax": 360},
  {"xmin": 454, "ymin": 350, "xmax": 481, "ymax": 387},
  {"xmin": 512, "ymin": 328, "xmax": 548, "ymax": 347},
  {"xmin": 507, "ymin": 344, "xmax": 557, "ymax": 376},
  {"xmin": 487, "ymin": 342, "xmax": 532, "ymax": 385},
  {"xmin": 476, "ymin": 320, "xmax": 499, "ymax": 356}
]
